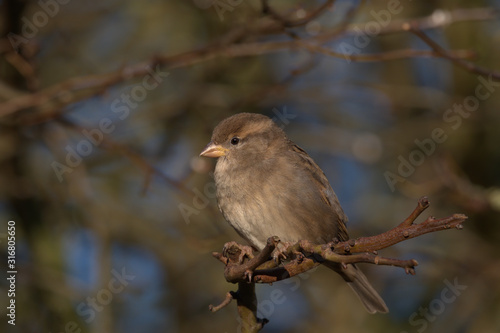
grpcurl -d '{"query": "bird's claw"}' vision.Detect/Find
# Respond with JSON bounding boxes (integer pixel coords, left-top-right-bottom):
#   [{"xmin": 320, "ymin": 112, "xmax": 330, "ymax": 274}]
[
  {"xmin": 272, "ymin": 241, "xmax": 291, "ymax": 264},
  {"xmin": 244, "ymin": 270, "xmax": 253, "ymax": 283},
  {"xmin": 222, "ymin": 241, "xmax": 254, "ymax": 264}
]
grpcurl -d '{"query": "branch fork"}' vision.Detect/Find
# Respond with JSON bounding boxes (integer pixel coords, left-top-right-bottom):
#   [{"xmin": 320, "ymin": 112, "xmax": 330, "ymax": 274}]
[{"xmin": 209, "ymin": 196, "xmax": 468, "ymax": 331}]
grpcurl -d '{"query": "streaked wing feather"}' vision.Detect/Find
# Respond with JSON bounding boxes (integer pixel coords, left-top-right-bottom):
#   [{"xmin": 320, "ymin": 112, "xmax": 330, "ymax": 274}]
[{"xmin": 289, "ymin": 143, "xmax": 349, "ymax": 241}]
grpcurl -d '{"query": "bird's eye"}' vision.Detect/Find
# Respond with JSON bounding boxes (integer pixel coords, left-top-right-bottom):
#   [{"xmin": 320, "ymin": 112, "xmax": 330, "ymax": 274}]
[{"xmin": 230, "ymin": 137, "xmax": 240, "ymax": 145}]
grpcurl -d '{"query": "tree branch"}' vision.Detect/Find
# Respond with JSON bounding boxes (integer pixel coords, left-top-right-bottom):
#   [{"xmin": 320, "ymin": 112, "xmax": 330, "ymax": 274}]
[
  {"xmin": 332, "ymin": 197, "xmax": 467, "ymax": 254},
  {"xmin": 405, "ymin": 23, "xmax": 500, "ymax": 80},
  {"xmin": 210, "ymin": 196, "xmax": 468, "ymax": 331},
  {"xmin": 1, "ymin": 8, "xmax": 497, "ymax": 118},
  {"xmin": 209, "ymin": 291, "xmax": 234, "ymax": 313},
  {"xmin": 262, "ymin": 0, "xmax": 336, "ymax": 28}
]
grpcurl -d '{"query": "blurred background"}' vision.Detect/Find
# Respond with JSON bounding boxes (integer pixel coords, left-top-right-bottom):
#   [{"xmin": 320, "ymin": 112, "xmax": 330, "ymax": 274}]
[{"xmin": 1, "ymin": 0, "xmax": 499, "ymax": 332}]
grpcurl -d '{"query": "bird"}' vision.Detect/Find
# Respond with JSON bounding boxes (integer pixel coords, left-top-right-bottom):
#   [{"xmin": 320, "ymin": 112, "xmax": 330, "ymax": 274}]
[{"xmin": 200, "ymin": 112, "xmax": 388, "ymax": 314}]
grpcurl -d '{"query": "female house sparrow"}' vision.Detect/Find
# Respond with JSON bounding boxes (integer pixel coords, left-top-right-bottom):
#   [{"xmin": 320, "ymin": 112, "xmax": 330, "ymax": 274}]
[{"xmin": 200, "ymin": 113, "xmax": 388, "ymax": 314}]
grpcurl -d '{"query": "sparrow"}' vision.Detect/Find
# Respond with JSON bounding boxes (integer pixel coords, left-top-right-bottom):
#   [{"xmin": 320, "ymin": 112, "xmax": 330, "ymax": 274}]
[{"xmin": 200, "ymin": 113, "xmax": 388, "ymax": 314}]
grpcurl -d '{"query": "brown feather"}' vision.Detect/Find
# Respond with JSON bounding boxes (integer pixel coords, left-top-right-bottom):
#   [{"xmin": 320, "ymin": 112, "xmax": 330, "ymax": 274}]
[{"xmin": 204, "ymin": 113, "xmax": 388, "ymax": 313}]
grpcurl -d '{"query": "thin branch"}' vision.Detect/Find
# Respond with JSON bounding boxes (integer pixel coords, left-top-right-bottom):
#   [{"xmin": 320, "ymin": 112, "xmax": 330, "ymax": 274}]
[
  {"xmin": 210, "ymin": 196, "xmax": 467, "ymax": 331},
  {"xmin": 296, "ymin": 40, "xmax": 475, "ymax": 62},
  {"xmin": 252, "ymin": 245, "xmax": 419, "ymax": 284},
  {"xmin": 400, "ymin": 196, "xmax": 430, "ymax": 227},
  {"xmin": 51, "ymin": 118, "xmax": 196, "ymax": 196},
  {"xmin": 399, "ymin": 7, "xmax": 499, "ymax": 33},
  {"xmin": 2, "ymin": 8, "xmax": 496, "ymax": 118},
  {"xmin": 213, "ymin": 197, "xmax": 467, "ymax": 285},
  {"xmin": 262, "ymin": 0, "xmax": 336, "ymax": 27},
  {"xmin": 405, "ymin": 23, "xmax": 500, "ymax": 80},
  {"xmin": 209, "ymin": 291, "xmax": 234, "ymax": 312},
  {"xmin": 4, "ymin": 51, "xmax": 38, "ymax": 91},
  {"xmin": 329, "ymin": 252, "xmax": 417, "ymax": 275},
  {"xmin": 336, "ymin": 213, "xmax": 467, "ymax": 255},
  {"xmin": 331, "ymin": 196, "xmax": 466, "ymax": 254},
  {"xmin": 313, "ymin": 7, "xmax": 499, "ymax": 44}
]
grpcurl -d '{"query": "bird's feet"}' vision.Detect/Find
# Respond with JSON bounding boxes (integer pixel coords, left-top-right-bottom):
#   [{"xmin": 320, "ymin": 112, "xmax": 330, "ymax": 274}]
[
  {"xmin": 222, "ymin": 241, "xmax": 255, "ymax": 264},
  {"xmin": 272, "ymin": 241, "xmax": 288, "ymax": 264},
  {"xmin": 272, "ymin": 241, "xmax": 306, "ymax": 264}
]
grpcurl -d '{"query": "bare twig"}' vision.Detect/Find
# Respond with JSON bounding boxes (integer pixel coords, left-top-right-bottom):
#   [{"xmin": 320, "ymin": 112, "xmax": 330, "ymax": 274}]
[
  {"xmin": 405, "ymin": 23, "xmax": 500, "ymax": 80},
  {"xmin": 50, "ymin": 118, "xmax": 196, "ymax": 197},
  {"xmin": 262, "ymin": 0, "xmax": 335, "ymax": 28},
  {"xmin": 296, "ymin": 40, "xmax": 475, "ymax": 62},
  {"xmin": 209, "ymin": 291, "xmax": 234, "ymax": 312},
  {"xmin": 400, "ymin": 196, "xmax": 430, "ymax": 227},
  {"xmin": 313, "ymin": 7, "xmax": 499, "ymax": 44},
  {"xmin": 325, "ymin": 196, "xmax": 466, "ymax": 255},
  {"xmin": 4, "ymin": 51, "xmax": 38, "ymax": 91},
  {"xmin": 2, "ymin": 8, "xmax": 496, "ymax": 118},
  {"xmin": 210, "ymin": 196, "xmax": 468, "ymax": 331},
  {"xmin": 214, "ymin": 197, "xmax": 467, "ymax": 284},
  {"xmin": 334, "ymin": 213, "xmax": 467, "ymax": 254}
]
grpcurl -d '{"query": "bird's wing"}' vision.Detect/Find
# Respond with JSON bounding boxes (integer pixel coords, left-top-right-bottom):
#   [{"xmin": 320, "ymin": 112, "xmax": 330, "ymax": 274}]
[{"xmin": 288, "ymin": 143, "xmax": 349, "ymax": 241}]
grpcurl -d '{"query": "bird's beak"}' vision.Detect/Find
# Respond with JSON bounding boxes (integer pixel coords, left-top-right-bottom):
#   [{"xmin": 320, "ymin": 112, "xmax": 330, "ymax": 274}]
[{"xmin": 200, "ymin": 142, "xmax": 227, "ymax": 158}]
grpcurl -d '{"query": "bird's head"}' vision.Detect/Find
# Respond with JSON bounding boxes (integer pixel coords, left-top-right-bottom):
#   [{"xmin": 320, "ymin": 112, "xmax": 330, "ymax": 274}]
[{"xmin": 200, "ymin": 113, "xmax": 287, "ymax": 161}]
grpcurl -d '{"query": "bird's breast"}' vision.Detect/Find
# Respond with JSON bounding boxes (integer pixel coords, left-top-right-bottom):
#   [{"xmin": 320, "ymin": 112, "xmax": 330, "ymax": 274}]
[
  {"xmin": 214, "ymin": 161, "xmax": 272, "ymax": 249},
  {"xmin": 214, "ymin": 156, "xmax": 341, "ymax": 250}
]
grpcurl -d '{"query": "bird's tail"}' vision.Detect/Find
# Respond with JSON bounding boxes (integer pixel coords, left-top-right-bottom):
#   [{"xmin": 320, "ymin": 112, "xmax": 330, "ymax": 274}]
[{"xmin": 325, "ymin": 262, "xmax": 388, "ymax": 314}]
